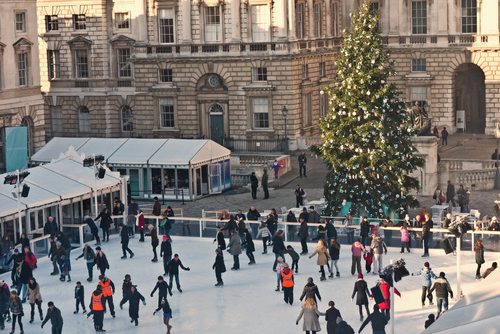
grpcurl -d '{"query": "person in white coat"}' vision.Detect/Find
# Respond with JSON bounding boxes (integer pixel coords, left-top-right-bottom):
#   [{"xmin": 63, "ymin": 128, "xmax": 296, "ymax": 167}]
[{"xmin": 296, "ymin": 297, "xmax": 325, "ymax": 333}]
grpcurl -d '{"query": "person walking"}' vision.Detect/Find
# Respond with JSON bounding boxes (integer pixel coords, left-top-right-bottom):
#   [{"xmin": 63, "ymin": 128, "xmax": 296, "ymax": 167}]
[
  {"xmin": 136, "ymin": 210, "xmax": 145, "ymax": 242},
  {"xmin": 325, "ymin": 301, "xmax": 343, "ymax": 334},
  {"xmin": 474, "ymin": 239, "xmax": 485, "ymax": 279},
  {"xmin": 441, "ymin": 127, "xmax": 448, "ymax": 146},
  {"xmin": 151, "ymin": 276, "xmax": 171, "ymax": 313},
  {"xmin": 328, "ymin": 237, "xmax": 340, "ymax": 278},
  {"xmin": 94, "ymin": 247, "xmax": 109, "ymax": 276},
  {"xmin": 370, "ymin": 234, "xmax": 387, "ymax": 275},
  {"xmin": 75, "ymin": 244, "xmax": 95, "ymax": 282},
  {"xmin": 295, "ymin": 185, "xmax": 305, "ymax": 208},
  {"xmin": 281, "ymin": 265, "xmax": 294, "ymax": 305},
  {"xmin": 352, "ymin": 273, "xmax": 371, "ymax": 321},
  {"xmin": 412, "ymin": 261, "xmax": 437, "ymax": 307},
  {"xmin": 98, "ymin": 275, "xmax": 116, "ymax": 318},
  {"xmin": 446, "ymin": 180, "xmax": 456, "ymax": 207},
  {"xmin": 309, "ymin": 239, "xmax": 329, "ymax": 281},
  {"xmin": 358, "ymin": 304, "xmax": 388, "ymax": 334},
  {"xmin": 271, "ymin": 160, "xmax": 280, "ymax": 179},
  {"xmin": 242, "ymin": 229, "xmax": 256, "ymax": 265},
  {"xmin": 298, "ymin": 153, "xmax": 307, "ymax": 177},
  {"xmin": 422, "ymin": 214, "xmax": 433, "ymax": 257},
  {"xmin": 96, "ymin": 208, "xmax": 112, "ymax": 243},
  {"xmin": 261, "ymin": 169, "xmax": 269, "ymax": 199},
  {"xmin": 227, "ymin": 230, "xmax": 242, "ymax": 270},
  {"xmin": 9, "ymin": 290, "xmax": 23, "ymax": 334},
  {"xmin": 213, "ymin": 248, "xmax": 226, "ymax": 287},
  {"xmin": 28, "ymin": 278, "xmax": 43, "ymax": 323},
  {"xmin": 359, "ymin": 217, "xmax": 370, "ymax": 247},
  {"xmin": 295, "ymin": 297, "xmax": 325, "ymax": 333},
  {"xmin": 120, "ymin": 224, "xmax": 135, "ymax": 259},
  {"xmin": 272, "ymin": 230, "xmax": 286, "ymax": 271},
  {"xmin": 73, "ymin": 281, "xmax": 87, "ymax": 314},
  {"xmin": 351, "ymin": 239, "xmax": 366, "ymax": 276},
  {"xmin": 83, "ymin": 216, "xmax": 101, "ymax": 246},
  {"xmin": 89, "ymin": 285, "xmax": 105, "ymax": 332},
  {"xmin": 400, "ymin": 225, "xmax": 411, "ymax": 253},
  {"xmin": 150, "ymin": 225, "xmax": 159, "ymax": 262},
  {"xmin": 429, "ymin": 272, "xmax": 454, "ymax": 318},
  {"xmin": 166, "ymin": 254, "xmax": 190, "ymax": 293},
  {"xmin": 160, "ymin": 235, "xmax": 173, "ymax": 276},
  {"xmin": 299, "ymin": 277, "xmax": 321, "ymax": 304},
  {"xmin": 122, "ymin": 285, "xmax": 146, "ymax": 326},
  {"xmin": 250, "ymin": 172, "xmax": 258, "ymax": 200},
  {"xmin": 41, "ymin": 301, "xmax": 63, "ymax": 334}
]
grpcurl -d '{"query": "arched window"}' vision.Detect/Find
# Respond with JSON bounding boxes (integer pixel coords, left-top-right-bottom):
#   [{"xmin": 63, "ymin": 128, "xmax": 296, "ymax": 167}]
[
  {"xmin": 78, "ymin": 106, "xmax": 90, "ymax": 133},
  {"xmin": 21, "ymin": 116, "xmax": 34, "ymax": 157},
  {"xmin": 121, "ymin": 105, "xmax": 133, "ymax": 131}
]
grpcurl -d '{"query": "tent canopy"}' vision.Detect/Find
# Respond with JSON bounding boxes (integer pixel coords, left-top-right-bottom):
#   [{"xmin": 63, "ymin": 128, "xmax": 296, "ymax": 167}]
[
  {"xmin": 31, "ymin": 137, "xmax": 231, "ymax": 168},
  {"xmin": 0, "ymin": 156, "xmax": 122, "ymax": 220}
]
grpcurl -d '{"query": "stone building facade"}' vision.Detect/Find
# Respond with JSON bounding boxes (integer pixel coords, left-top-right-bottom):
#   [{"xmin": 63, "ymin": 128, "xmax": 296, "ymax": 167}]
[
  {"xmin": 0, "ymin": 0, "xmax": 45, "ymax": 171},
  {"xmin": 38, "ymin": 0, "xmax": 500, "ymax": 152}
]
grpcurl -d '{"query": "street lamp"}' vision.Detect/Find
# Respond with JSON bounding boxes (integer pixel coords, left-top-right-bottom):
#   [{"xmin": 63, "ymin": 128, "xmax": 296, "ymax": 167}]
[
  {"xmin": 495, "ymin": 124, "xmax": 500, "ymax": 189},
  {"xmin": 4, "ymin": 170, "xmax": 30, "ymax": 242},
  {"xmin": 281, "ymin": 105, "xmax": 289, "ymax": 153},
  {"xmin": 83, "ymin": 155, "xmax": 106, "ymax": 215}
]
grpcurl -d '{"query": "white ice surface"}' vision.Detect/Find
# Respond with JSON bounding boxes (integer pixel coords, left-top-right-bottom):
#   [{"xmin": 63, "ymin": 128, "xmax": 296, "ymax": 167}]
[{"xmin": 2, "ymin": 235, "xmax": 498, "ymax": 334}]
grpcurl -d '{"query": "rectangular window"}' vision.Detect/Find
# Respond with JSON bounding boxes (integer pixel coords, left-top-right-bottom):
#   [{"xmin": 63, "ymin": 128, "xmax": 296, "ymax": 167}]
[
  {"xmin": 73, "ymin": 14, "xmax": 87, "ymax": 30},
  {"xmin": 45, "ymin": 15, "xmax": 59, "ymax": 32},
  {"xmin": 74, "ymin": 49, "xmax": 89, "ymax": 79},
  {"xmin": 331, "ymin": 2, "xmax": 338, "ymax": 37},
  {"xmin": 252, "ymin": 67, "xmax": 267, "ymax": 81},
  {"xmin": 319, "ymin": 62, "xmax": 326, "ymax": 77},
  {"xmin": 302, "ymin": 64, "xmax": 309, "ymax": 80},
  {"xmin": 17, "ymin": 52, "xmax": 28, "ymax": 86},
  {"xmin": 296, "ymin": 3, "xmax": 304, "ymax": 39},
  {"xmin": 159, "ymin": 68, "xmax": 173, "ymax": 83},
  {"xmin": 303, "ymin": 93, "xmax": 312, "ymax": 126},
  {"xmin": 115, "ymin": 12, "xmax": 130, "ymax": 30},
  {"xmin": 47, "ymin": 50, "xmax": 60, "ymax": 80},
  {"xmin": 251, "ymin": 5, "xmax": 270, "ymax": 42},
  {"xmin": 313, "ymin": 2, "xmax": 322, "ymax": 37},
  {"xmin": 15, "ymin": 12, "xmax": 26, "ymax": 32},
  {"xmin": 411, "ymin": 58, "xmax": 427, "ymax": 72},
  {"xmin": 461, "ymin": 0, "xmax": 477, "ymax": 33},
  {"xmin": 320, "ymin": 91, "xmax": 327, "ymax": 117},
  {"xmin": 160, "ymin": 98, "xmax": 175, "ymax": 128},
  {"xmin": 51, "ymin": 106, "xmax": 63, "ymax": 133},
  {"xmin": 117, "ymin": 48, "xmax": 132, "ymax": 78},
  {"xmin": 159, "ymin": 9, "xmax": 175, "ymax": 43},
  {"xmin": 205, "ymin": 6, "xmax": 222, "ymax": 42},
  {"xmin": 370, "ymin": 1, "xmax": 379, "ymax": 14},
  {"xmin": 412, "ymin": 1, "xmax": 427, "ymax": 34},
  {"xmin": 252, "ymin": 97, "xmax": 269, "ymax": 129},
  {"xmin": 411, "ymin": 86, "xmax": 427, "ymax": 103}
]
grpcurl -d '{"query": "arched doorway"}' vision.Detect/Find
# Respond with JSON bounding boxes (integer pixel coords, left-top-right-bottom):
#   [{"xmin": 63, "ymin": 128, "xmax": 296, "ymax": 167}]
[
  {"xmin": 209, "ymin": 104, "xmax": 224, "ymax": 144},
  {"xmin": 21, "ymin": 116, "xmax": 34, "ymax": 157},
  {"xmin": 454, "ymin": 63, "xmax": 486, "ymax": 133}
]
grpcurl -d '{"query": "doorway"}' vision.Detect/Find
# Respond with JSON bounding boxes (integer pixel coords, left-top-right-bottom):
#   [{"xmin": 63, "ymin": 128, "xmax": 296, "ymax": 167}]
[
  {"xmin": 454, "ymin": 63, "xmax": 486, "ymax": 133},
  {"xmin": 209, "ymin": 104, "xmax": 224, "ymax": 144}
]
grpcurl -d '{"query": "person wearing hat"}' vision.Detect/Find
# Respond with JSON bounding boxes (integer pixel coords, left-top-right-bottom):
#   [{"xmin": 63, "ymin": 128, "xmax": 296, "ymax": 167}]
[
  {"xmin": 149, "ymin": 224, "xmax": 159, "ymax": 263},
  {"xmin": 6, "ymin": 249, "xmax": 23, "ymax": 288},
  {"xmin": 120, "ymin": 224, "xmax": 135, "ymax": 260},
  {"xmin": 95, "ymin": 247, "xmax": 109, "ymax": 276},
  {"xmin": 122, "ymin": 285, "xmax": 145, "ymax": 326},
  {"xmin": 378, "ymin": 277, "xmax": 401, "ymax": 321},
  {"xmin": 412, "ymin": 261, "xmax": 437, "ymax": 307},
  {"xmin": 41, "ymin": 301, "xmax": 62, "ymax": 334},
  {"xmin": 89, "ymin": 285, "xmax": 105, "ymax": 332},
  {"xmin": 212, "ymin": 248, "xmax": 226, "ymax": 287},
  {"xmin": 98, "ymin": 275, "xmax": 116, "ymax": 318},
  {"xmin": 358, "ymin": 304, "xmax": 387, "ymax": 334},
  {"xmin": 160, "ymin": 235, "xmax": 172, "ymax": 276},
  {"xmin": 351, "ymin": 273, "xmax": 371, "ymax": 322},
  {"xmin": 429, "ymin": 272, "xmax": 454, "ymax": 318},
  {"xmin": 299, "ymin": 277, "xmax": 321, "ymax": 304}
]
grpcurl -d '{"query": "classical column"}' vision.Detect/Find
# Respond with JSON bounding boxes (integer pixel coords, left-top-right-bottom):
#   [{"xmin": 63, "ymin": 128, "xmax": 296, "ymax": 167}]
[
  {"xmin": 325, "ymin": 0, "xmax": 332, "ymax": 37},
  {"xmin": 181, "ymin": 0, "xmax": 192, "ymax": 43},
  {"xmin": 287, "ymin": 0, "xmax": 296, "ymax": 39},
  {"xmin": 230, "ymin": 0, "xmax": 241, "ymax": 41},
  {"xmin": 274, "ymin": 0, "xmax": 287, "ymax": 39},
  {"xmin": 435, "ymin": 0, "xmax": 448, "ymax": 35},
  {"xmin": 307, "ymin": 0, "xmax": 314, "ymax": 37}
]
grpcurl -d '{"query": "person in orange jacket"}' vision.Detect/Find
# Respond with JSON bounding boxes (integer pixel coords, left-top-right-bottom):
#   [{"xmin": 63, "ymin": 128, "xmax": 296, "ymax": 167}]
[
  {"xmin": 88, "ymin": 285, "xmax": 105, "ymax": 332},
  {"xmin": 377, "ymin": 278, "xmax": 401, "ymax": 321},
  {"xmin": 281, "ymin": 265, "xmax": 295, "ymax": 305},
  {"xmin": 98, "ymin": 275, "xmax": 115, "ymax": 318}
]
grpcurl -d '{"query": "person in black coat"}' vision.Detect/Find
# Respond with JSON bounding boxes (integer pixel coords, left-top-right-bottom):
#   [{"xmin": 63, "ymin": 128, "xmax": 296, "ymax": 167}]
[
  {"xmin": 150, "ymin": 276, "xmax": 171, "ymax": 312},
  {"xmin": 18, "ymin": 261, "xmax": 32, "ymax": 302},
  {"xmin": 150, "ymin": 226, "xmax": 159, "ymax": 262},
  {"xmin": 0, "ymin": 281, "xmax": 9, "ymax": 329},
  {"xmin": 6, "ymin": 249, "xmax": 23, "ymax": 288},
  {"xmin": 96, "ymin": 208, "xmax": 113, "ymax": 242},
  {"xmin": 43, "ymin": 216, "xmax": 59, "ymax": 237},
  {"xmin": 160, "ymin": 236, "xmax": 173, "ymax": 276},
  {"xmin": 351, "ymin": 273, "xmax": 371, "ymax": 321},
  {"xmin": 242, "ymin": 229, "xmax": 255, "ymax": 265},
  {"xmin": 119, "ymin": 274, "xmax": 133, "ymax": 308},
  {"xmin": 298, "ymin": 217, "xmax": 309, "ymax": 255},
  {"xmin": 250, "ymin": 172, "xmax": 258, "ymax": 200},
  {"xmin": 358, "ymin": 304, "xmax": 387, "ymax": 334},
  {"xmin": 18, "ymin": 234, "xmax": 30, "ymax": 251},
  {"xmin": 166, "ymin": 254, "xmax": 190, "ymax": 293},
  {"xmin": 359, "ymin": 217, "xmax": 370, "ymax": 247},
  {"xmin": 325, "ymin": 300, "xmax": 342, "ymax": 334},
  {"xmin": 83, "ymin": 216, "xmax": 100, "ymax": 245},
  {"xmin": 272, "ymin": 230, "xmax": 286, "ymax": 271},
  {"xmin": 261, "ymin": 169, "xmax": 269, "ymax": 199},
  {"xmin": 299, "ymin": 277, "xmax": 321, "ymax": 303},
  {"xmin": 94, "ymin": 247, "xmax": 109, "ymax": 276},
  {"xmin": 56, "ymin": 232, "xmax": 71, "ymax": 256},
  {"xmin": 121, "ymin": 286, "xmax": 145, "ymax": 326},
  {"xmin": 213, "ymin": 248, "xmax": 226, "ymax": 286},
  {"xmin": 41, "ymin": 301, "xmax": 63, "ymax": 333},
  {"xmin": 213, "ymin": 227, "xmax": 226, "ymax": 251},
  {"xmin": 222, "ymin": 216, "xmax": 237, "ymax": 235},
  {"xmin": 285, "ymin": 245, "xmax": 300, "ymax": 273},
  {"xmin": 120, "ymin": 225, "xmax": 134, "ymax": 259},
  {"xmin": 74, "ymin": 281, "xmax": 86, "ymax": 314}
]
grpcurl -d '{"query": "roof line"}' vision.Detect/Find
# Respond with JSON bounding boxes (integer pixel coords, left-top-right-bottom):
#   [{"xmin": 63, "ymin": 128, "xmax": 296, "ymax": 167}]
[
  {"xmin": 40, "ymin": 163, "xmax": 95, "ymax": 191},
  {"xmin": 190, "ymin": 140, "xmax": 209, "ymax": 164},
  {"xmin": 0, "ymin": 192, "xmax": 27, "ymax": 210},
  {"xmin": 146, "ymin": 139, "xmax": 170, "ymax": 165},
  {"xmin": 76, "ymin": 137, "xmax": 91, "ymax": 151},
  {"xmin": 105, "ymin": 138, "xmax": 130, "ymax": 164}
]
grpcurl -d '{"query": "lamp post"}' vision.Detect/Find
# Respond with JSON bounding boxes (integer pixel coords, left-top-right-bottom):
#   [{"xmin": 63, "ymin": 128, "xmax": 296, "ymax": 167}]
[
  {"xmin": 83, "ymin": 155, "xmax": 106, "ymax": 216},
  {"xmin": 495, "ymin": 124, "xmax": 500, "ymax": 189},
  {"xmin": 281, "ymin": 105, "xmax": 289, "ymax": 153},
  {"xmin": 4, "ymin": 170, "xmax": 30, "ymax": 242}
]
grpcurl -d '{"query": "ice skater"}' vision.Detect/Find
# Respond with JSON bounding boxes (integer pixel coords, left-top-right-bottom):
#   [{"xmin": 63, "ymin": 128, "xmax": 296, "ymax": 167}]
[
  {"xmin": 73, "ymin": 281, "xmax": 86, "ymax": 314},
  {"xmin": 88, "ymin": 285, "xmax": 105, "ymax": 332},
  {"xmin": 275, "ymin": 257, "xmax": 286, "ymax": 291},
  {"xmin": 98, "ymin": 275, "xmax": 116, "ymax": 318},
  {"xmin": 351, "ymin": 273, "xmax": 371, "ymax": 322},
  {"xmin": 27, "ymin": 278, "xmax": 43, "ymax": 323},
  {"xmin": 242, "ymin": 229, "xmax": 256, "ymax": 265},
  {"xmin": 120, "ymin": 274, "xmax": 133, "ymax": 309},
  {"xmin": 95, "ymin": 247, "xmax": 109, "ymax": 276},
  {"xmin": 328, "ymin": 238, "xmax": 340, "ymax": 278},
  {"xmin": 213, "ymin": 248, "xmax": 226, "ymax": 287},
  {"xmin": 120, "ymin": 224, "xmax": 135, "ymax": 259},
  {"xmin": 160, "ymin": 235, "xmax": 173, "ymax": 276},
  {"xmin": 166, "ymin": 254, "xmax": 190, "ymax": 293},
  {"xmin": 213, "ymin": 226, "xmax": 226, "ymax": 251},
  {"xmin": 256, "ymin": 223, "xmax": 271, "ymax": 254},
  {"xmin": 155, "ymin": 297, "xmax": 172, "ymax": 334},
  {"xmin": 227, "ymin": 230, "xmax": 241, "ymax": 270},
  {"xmin": 309, "ymin": 239, "xmax": 329, "ymax": 281},
  {"xmin": 150, "ymin": 225, "xmax": 159, "ymax": 262},
  {"xmin": 281, "ymin": 265, "xmax": 294, "ymax": 305},
  {"xmin": 296, "ymin": 297, "xmax": 325, "ymax": 333},
  {"xmin": 286, "ymin": 245, "xmax": 300, "ymax": 273},
  {"xmin": 41, "ymin": 301, "xmax": 63, "ymax": 334},
  {"xmin": 75, "ymin": 244, "xmax": 96, "ymax": 282},
  {"xmin": 151, "ymin": 276, "xmax": 172, "ymax": 312},
  {"xmin": 9, "ymin": 290, "xmax": 23, "ymax": 334},
  {"xmin": 121, "ymin": 285, "xmax": 145, "ymax": 326}
]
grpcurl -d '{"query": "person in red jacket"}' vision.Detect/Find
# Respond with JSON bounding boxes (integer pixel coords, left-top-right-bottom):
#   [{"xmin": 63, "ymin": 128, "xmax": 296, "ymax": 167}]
[
  {"xmin": 23, "ymin": 247, "xmax": 37, "ymax": 270},
  {"xmin": 377, "ymin": 278, "xmax": 401, "ymax": 321}
]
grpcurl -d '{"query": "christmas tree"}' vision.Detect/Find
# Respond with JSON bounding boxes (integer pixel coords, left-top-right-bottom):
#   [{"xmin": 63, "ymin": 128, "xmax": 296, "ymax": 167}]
[{"xmin": 316, "ymin": 0, "xmax": 424, "ymax": 217}]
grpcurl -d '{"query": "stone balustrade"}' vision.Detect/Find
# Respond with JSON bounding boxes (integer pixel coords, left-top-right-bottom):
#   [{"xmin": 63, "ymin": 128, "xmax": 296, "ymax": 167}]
[{"xmin": 439, "ymin": 159, "xmax": 497, "ymax": 190}]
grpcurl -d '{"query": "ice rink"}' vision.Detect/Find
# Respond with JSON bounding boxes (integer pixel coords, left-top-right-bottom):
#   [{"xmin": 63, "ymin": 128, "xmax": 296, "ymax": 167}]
[{"xmin": 2, "ymin": 234, "xmax": 497, "ymax": 334}]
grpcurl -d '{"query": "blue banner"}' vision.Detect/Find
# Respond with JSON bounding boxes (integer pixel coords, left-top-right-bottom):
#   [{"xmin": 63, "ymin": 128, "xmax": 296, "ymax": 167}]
[{"xmin": 3, "ymin": 126, "xmax": 28, "ymax": 172}]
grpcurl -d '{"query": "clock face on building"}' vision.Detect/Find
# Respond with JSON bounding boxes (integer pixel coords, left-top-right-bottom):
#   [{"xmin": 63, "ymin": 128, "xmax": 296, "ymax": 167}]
[{"xmin": 208, "ymin": 75, "xmax": 220, "ymax": 88}]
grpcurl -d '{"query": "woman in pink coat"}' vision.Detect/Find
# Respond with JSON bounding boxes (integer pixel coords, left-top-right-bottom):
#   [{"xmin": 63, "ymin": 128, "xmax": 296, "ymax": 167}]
[{"xmin": 400, "ymin": 225, "xmax": 410, "ymax": 253}]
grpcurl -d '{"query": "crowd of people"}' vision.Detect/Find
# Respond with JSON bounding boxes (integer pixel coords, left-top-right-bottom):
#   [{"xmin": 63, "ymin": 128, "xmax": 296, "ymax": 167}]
[{"xmin": 0, "ymin": 195, "xmax": 498, "ymax": 334}]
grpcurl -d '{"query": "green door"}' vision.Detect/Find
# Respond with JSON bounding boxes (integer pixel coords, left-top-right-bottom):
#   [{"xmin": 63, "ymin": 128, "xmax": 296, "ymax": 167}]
[
  {"xmin": 129, "ymin": 169, "xmax": 140, "ymax": 197},
  {"xmin": 209, "ymin": 104, "xmax": 224, "ymax": 144}
]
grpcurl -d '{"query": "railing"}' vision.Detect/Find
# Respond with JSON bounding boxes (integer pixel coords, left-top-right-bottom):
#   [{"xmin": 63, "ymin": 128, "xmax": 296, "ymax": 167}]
[
  {"xmin": 224, "ymin": 137, "xmax": 287, "ymax": 153},
  {"xmin": 440, "ymin": 159, "xmax": 497, "ymax": 190},
  {"xmin": 128, "ymin": 188, "xmax": 187, "ymax": 203}
]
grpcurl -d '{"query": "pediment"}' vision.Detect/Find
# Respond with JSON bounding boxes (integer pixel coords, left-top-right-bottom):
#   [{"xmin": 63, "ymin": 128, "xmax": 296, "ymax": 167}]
[
  {"xmin": 110, "ymin": 35, "xmax": 136, "ymax": 46},
  {"xmin": 67, "ymin": 35, "xmax": 92, "ymax": 47},
  {"xmin": 13, "ymin": 38, "xmax": 33, "ymax": 48}
]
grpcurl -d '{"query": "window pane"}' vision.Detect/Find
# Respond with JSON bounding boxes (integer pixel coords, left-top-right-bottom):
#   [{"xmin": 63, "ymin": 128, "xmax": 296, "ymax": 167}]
[
  {"xmin": 205, "ymin": 6, "xmax": 222, "ymax": 42},
  {"xmin": 79, "ymin": 106, "xmax": 90, "ymax": 133},
  {"xmin": 411, "ymin": 58, "xmax": 426, "ymax": 72},
  {"xmin": 303, "ymin": 93, "xmax": 312, "ymax": 125},
  {"xmin": 159, "ymin": 69, "xmax": 173, "ymax": 82},
  {"xmin": 314, "ymin": 3, "xmax": 322, "ymax": 37},
  {"xmin": 48, "ymin": 50, "xmax": 60, "ymax": 80},
  {"xmin": 252, "ymin": 97, "xmax": 269, "ymax": 128},
  {"xmin": 159, "ymin": 9, "xmax": 175, "ymax": 43},
  {"xmin": 75, "ymin": 50, "xmax": 89, "ymax": 78},
  {"xmin": 296, "ymin": 4, "xmax": 304, "ymax": 38},
  {"xmin": 411, "ymin": 1, "xmax": 427, "ymax": 34},
  {"xmin": 73, "ymin": 14, "xmax": 86, "ymax": 30},
  {"xmin": 16, "ymin": 13, "xmax": 26, "ymax": 32},
  {"xmin": 411, "ymin": 87, "xmax": 427, "ymax": 101},
  {"xmin": 121, "ymin": 106, "xmax": 133, "ymax": 131},
  {"xmin": 51, "ymin": 106, "xmax": 63, "ymax": 133},
  {"xmin": 461, "ymin": 0, "xmax": 477, "ymax": 33},
  {"xmin": 252, "ymin": 67, "xmax": 267, "ymax": 81},
  {"xmin": 160, "ymin": 98, "xmax": 175, "ymax": 128},
  {"xmin": 117, "ymin": 48, "xmax": 131, "ymax": 78},
  {"xmin": 115, "ymin": 12, "xmax": 130, "ymax": 29},
  {"xmin": 251, "ymin": 5, "xmax": 270, "ymax": 42},
  {"xmin": 18, "ymin": 53, "xmax": 28, "ymax": 86}
]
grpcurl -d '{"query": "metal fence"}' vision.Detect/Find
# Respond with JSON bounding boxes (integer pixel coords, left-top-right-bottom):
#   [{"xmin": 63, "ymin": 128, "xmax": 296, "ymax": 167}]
[{"xmin": 223, "ymin": 137, "xmax": 287, "ymax": 153}]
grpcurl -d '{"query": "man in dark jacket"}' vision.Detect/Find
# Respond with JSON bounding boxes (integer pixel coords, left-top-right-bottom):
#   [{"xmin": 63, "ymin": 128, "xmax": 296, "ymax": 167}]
[
  {"xmin": 57, "ymin": 232, "xmax": 71, "ymax": 257},
  {"xmin": 422, "ymin": 214, "xmax": 433, "ymax": 257},
  {"xmin": 150, "ymin": 276, "xmax": 171, "ymax": 312},
  {"xmin": 120, "ymin": 224, "xmax": 134, "ymax": 259},
  {"xmin": 299, "ymin": 277, "xmax": 321, "ymax": 303},
  {"xmin": 429, "ymin": 272, "xmax": 453, "ymax": 318},
  {"xmin": 307, "ymin": 206, "xmax": 321, "ymax": 224},
  {"xmin": 166, "ymin": 254, "xmax": 190, "ymax": 293},
  {"xmin": 358, "ymin": 304, "xmax": 387, "ymax": 334},
  {"xmin": 250, "ymin": 172, "xmax": 258, "ymax": 200},
  {"xmin": 359, "ymin": 217, "xmax": 370, "ymax": 247},
  {"xmin": 272, "ymin": 230, "xmax": 286, "ymax": 271},
  {"xmin": 325, "ymin": 300, "xmax": 342, "ymax": 334},
  {"xmin": 298, "ymin": 217, "xmax": 309, "ymax": 255},
  {"xmin": 446, "ymin": 180, "xmax": 456, "ymax": 206},
  {"xmin": 0, "ymin": 281, "xmax": 9, "ymax": 330},
  {"xmin": 261, "ymin": 169, "xmax": 269, "ymax": 199},
  {"xmin": 83, "ymin": 216, "xmax": 100, "ymax": 245},
  {"xmin": 43, "ymin": 216, "xmax": 59, "ymax": 237},
  {"xmin": 41, "ymin": 301, "xmax": 63, "ymax": 334},
  {"xmin": 6, "ymin": 249, "xmax": 23, "ymax": 287},
  {"xmin": 152, "ymin": 197, "xmax": 162, "ymax": 216},
  {"xmin": 47, "ymin": 237, "xmax": 59, "ymax": 276},
  {"xmin": 325, "ymin": 219, "xmax": 337, "ymax": 247},
  {"xmin": 160, "ymin": 236, "xmax": 173, "ymax": 276}
]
